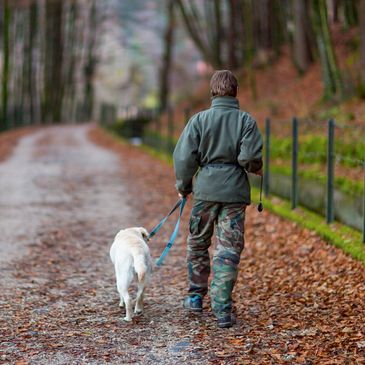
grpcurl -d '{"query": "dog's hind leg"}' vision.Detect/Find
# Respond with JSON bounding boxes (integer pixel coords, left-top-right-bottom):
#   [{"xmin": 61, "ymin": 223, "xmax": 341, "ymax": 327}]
[
  {"xmin": 116, "ymin": 268, "xmax": 133, "ymax": 321},
  {"xmin": 121, "ymin": 291, "xmax": 133, "ymax": 322},
  {"xmin": 117, "ymin": 280, "xmax": 132, "ymax": 321},
  {"xmin": 135, "ymin": 274, "xmax": 146, "ymax": 315},
  {"xmin": 115, "ymin": 275, "xmax": 125, "ymax": 307}
]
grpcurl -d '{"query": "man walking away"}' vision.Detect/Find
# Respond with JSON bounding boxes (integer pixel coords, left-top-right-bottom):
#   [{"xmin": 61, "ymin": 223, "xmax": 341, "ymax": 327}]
[{"xmin": 173, "ymin": 70, "xmax": 263, "ymax": 328}]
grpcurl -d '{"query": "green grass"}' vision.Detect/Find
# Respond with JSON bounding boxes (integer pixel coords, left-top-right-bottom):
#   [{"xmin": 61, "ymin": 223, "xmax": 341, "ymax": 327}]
[
  {"xmin": 140, "ymin": 144, "xmax": 173, "ymax": 165},
  {"xmin": 270, "ymin": 135, "xmax": 365, "ymax": 168}
]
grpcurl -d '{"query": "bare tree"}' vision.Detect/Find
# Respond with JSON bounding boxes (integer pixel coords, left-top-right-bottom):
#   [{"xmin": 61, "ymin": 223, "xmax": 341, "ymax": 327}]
[
  {"xmin": 159, "ymin": 0, "xmax": 175, "ymax": 112},
  {"xmin": 310, "ymin": 0, "xmax": 343, "ymax": 100},
  {"xmin": 343, "ymin": 0, "xmax": 358, "ymax": 29},
  {"xmin": 42, "ymin": 0, "xmax": 64, "ymax": 123},
  {"xmin": 239, "ymin": 0, "xmax": 257, "ymax": 99},
  {"xmin": 83, "ymin": 0, "xmax": 98, "ymax": 122},
  {"xmin": 62, "ymin": 0, "xmax": 79, "ymax": 122},
  {"xmin": 212, "ymin": 0, "xmax": 223, "ymax": 68},
  {"xmin": 293, "ymin": 0, "xmax": 313, "ymax": 74},
  {"xmin": 360, "ymin": 0, "xmax": 365, "ymax": 88},
  {"xmin": 1, "ymin": 0, "xmax": 10, "ymax": 130},
  {"xmin": 176, "ymin": 0, "xmax": 221, "ymax": 68},
  {"xmin": 28, "ymin": 1, "xmax": 38, "ymax": 124},
  {"xmin": 228, "ymin": 0, "xmax": 238, "ymax": 70}
]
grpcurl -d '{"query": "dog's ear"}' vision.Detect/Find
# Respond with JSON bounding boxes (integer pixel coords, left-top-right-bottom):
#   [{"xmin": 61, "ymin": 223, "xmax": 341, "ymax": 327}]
[{"xmin": 139, "ymin": 227, "xmax": 149, "ymax": 240}]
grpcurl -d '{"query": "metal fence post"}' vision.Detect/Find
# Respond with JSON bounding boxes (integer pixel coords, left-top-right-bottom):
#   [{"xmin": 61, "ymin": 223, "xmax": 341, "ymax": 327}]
[
  {"xmin": 168, "ymin": 106, "xmax": 174, "ymax": 153},
  {"xmin": 326, "ymin": 119, "xmax": 335, "ymax": 224},
  {"xmin": 155, "ymin": 111, "xmax": 161, "ymax": 151},
  {"xmin": 292, "ymin": 117, "xmax": 299, "ymax": 209},
  {"xmin": 363, "ymin": 162, "xmax": 365, "ymax": 243},
  {"xmin": 264, "ymin": 118, "xmax": 270, "ymax": 197}
]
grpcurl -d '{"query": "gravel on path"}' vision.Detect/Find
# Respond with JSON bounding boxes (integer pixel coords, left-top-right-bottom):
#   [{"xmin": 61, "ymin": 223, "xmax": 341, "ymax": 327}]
[{"xmin": 0, "ymin": 124, "xmax": 364, "ymax": 365}]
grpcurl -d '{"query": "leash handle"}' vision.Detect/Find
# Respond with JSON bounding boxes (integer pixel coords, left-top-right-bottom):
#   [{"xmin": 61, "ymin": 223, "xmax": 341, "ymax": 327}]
[
  {"xmin": 148, "ymin": 198, "xmax": 184, "ymax": 239},
  {"xmin": 258, "ymin": 175, "xmax": 263, "ymax": 212},
  {"xmin": 155, "ymin": 197, "xmax": 186, "ymax": 267}
]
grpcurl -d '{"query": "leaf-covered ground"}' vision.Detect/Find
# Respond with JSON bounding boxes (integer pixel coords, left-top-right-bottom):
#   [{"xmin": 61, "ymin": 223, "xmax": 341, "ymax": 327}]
[{"xmin": 1, "ymin": 125, "xmax": 364, "ymax": 365}]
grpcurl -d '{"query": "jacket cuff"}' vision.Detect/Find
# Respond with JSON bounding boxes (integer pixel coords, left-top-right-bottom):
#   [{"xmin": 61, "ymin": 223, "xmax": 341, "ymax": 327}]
[{"xmin": 175, "ymin": 181, "xmax": 192, "ymax": 196}]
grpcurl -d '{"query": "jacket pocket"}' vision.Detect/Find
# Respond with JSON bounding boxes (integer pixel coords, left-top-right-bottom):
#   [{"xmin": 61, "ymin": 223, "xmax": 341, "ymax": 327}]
[{"xmin": 189, "ymin": 215, "xmax": 201, "ymax": 235}]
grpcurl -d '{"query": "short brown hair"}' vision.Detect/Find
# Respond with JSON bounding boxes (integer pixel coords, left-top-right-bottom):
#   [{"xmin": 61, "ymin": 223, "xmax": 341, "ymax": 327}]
[{"xmin": 210, "ymin": 70, "xmax": 238, "ymax": 97}]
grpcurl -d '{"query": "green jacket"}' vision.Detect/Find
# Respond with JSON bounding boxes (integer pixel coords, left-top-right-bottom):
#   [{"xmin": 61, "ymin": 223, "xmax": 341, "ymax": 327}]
[{"xmin": 173, "ymin": 96, "xmax": 263, "ymax": 204}]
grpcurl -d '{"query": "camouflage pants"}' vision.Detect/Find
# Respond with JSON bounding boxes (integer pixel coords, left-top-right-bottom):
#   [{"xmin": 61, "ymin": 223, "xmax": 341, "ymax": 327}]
[{"xmin": 187, "ymin": 199, "xmax": 246, "ymax": 317}]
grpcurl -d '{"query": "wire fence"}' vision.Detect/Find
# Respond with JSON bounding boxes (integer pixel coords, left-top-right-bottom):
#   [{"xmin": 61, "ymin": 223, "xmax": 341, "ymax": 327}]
[
  {"xmin": 264, "ymin": 117, "xmax": 365, "ymax": 241},
  {"xmin": 102, "ymin": 104, "xmax": 365, "ymax": 243}
]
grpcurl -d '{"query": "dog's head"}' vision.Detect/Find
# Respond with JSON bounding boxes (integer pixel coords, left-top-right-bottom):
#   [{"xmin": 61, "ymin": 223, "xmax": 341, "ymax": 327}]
[{"xmin": 137, "ymin": 227, "xmax": 150, "ymax": 242}]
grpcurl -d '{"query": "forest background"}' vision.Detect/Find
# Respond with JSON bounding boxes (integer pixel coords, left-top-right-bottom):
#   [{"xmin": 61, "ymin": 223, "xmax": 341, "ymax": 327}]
[
  {"xmin": 1, "ymin": 0, "xmax": 365, "ymax": 128},
  {"xmin": 1, "ymin": 0, "xmax": 365, "ymax": 226}
]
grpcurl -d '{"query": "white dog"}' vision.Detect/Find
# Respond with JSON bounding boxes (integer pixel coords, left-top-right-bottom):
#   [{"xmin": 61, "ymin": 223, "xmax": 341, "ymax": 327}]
[{"xmin": 110, "ymin": 227, "xmax": 152, "ymax": 322}]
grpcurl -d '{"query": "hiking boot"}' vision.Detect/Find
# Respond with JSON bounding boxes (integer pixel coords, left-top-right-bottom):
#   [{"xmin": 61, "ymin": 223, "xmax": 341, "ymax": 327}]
[
  {"xmin": 183, "ymin": 295, "xmax": 203, "ymax": 312},
  {"xmin": 217, "ymin": 313, "xmax": 236, "ymax": 328}
]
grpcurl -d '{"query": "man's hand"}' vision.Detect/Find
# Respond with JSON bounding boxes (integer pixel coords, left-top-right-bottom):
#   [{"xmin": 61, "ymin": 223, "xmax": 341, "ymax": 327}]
[
  {"xmin": 255, "ymin": 168, "xmax": 263, "ymax": 176},
  {"xmin": 178, "ymin": 192, "xmax": 189, "ymax": 200}
]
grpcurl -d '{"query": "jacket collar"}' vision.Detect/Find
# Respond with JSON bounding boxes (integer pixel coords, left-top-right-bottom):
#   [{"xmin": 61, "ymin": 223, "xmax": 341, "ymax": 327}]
[{"xmin": 210, "ymin": 96, "xmax": 239, "ymax": 109}]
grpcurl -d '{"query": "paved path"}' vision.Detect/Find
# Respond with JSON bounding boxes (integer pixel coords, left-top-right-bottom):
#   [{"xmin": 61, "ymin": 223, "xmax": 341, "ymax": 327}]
[
  {"xmin": 1, "ymin": 125, "xmax": 364, "ymax": 365},
  {"xmin": 0, "ymin": 125, "xmax": 130, "ymax": 265},
  {"xmin": 0, "ymin": 125, "xmax": 210, "ymax": 364}
]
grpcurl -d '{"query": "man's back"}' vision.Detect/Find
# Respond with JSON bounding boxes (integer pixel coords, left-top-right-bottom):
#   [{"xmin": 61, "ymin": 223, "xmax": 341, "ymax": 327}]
[
  {"xmin": 192, "ymin": 99, "xmax": 252, "ymax": 166},
  {"xmin": 173, "ymin": 96, "xmax": 262, "ymax": 204}
]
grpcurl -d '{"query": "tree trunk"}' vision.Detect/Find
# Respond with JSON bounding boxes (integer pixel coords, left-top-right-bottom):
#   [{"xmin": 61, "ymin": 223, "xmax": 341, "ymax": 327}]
[
  {"xmin": 21, "ymin": 6, "xmax": 31, "ymax": 125},
  {"xmin": 343, "ymin": 0, "xmax": 358, "ymax": 28},
  {"xmin": 83, "ymin": 0, "xmax": 97, "ymax": 122},
  {"xmin": 1, "ymin": 0, "xmax": 10, "ymax": 130},
  {"xmin": 63, "ymin": 1, "xmax": 78, "ymax": 122},
  {"xmin": 42, "ymin": 0, "xmax": 64, "ymax": 123},
  {"xmin": 228, "ymin": 0, "xmax": 238, "ymax": 70},
  {"xmin": 236, "ymin": 0, "xmax": 246, "ymax": 66},
  {"xmin": 52, "ymin": 0, "xmax": 64, "ymax": 123},
  {"xmin": 251, "ymin": 0, "xmax": 273, "ymax": 64},
  {"xmin": 272, "ymin": 0, "xmax": 285, "ymax": 58},
  {"xmin": 240, "ymin": 0, "xmax": 257, "ymax": 100},
  {"xmin": 28, "ymin": 2, "xmax": 38, "ymax": 125},
  {"xmin": 176, "ymin": 0, "xmax": 218, "ymax": 68},
  {"xmin": 360, "ymin": 0, "xmax": 365, "ymax": 86},
  {"xmin": 310, "ymin": 0, "xmax": 343, "ymax": 100},
  {"xmin": 293, "ymin": 0, "xmax": 313, "ymax": 73},
  {"xmin": 159, "ymin": 0, "xmax": 175, "ymax": 112},
  {"xmin": 213, "ymin": 0, "xmax": 222, "ymax": 68},
  {"xmin": 332, "ymin": 0, "xmax": 340, "ymax": 23}
]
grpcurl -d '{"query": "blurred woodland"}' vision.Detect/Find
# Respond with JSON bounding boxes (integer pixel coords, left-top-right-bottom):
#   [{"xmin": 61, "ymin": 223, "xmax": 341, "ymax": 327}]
[
  {"xmin": 0, "ymin": 0, "xmax": 104, "ymax": 129},
  {"xmin": 0, "ymin": 0, "xmax": 364, "ymax": 130}
]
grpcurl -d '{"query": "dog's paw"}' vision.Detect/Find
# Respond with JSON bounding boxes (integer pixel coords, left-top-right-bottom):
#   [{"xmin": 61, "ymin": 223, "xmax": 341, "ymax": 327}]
[
  {"xmin": 134, "ymin": 309, "xmax": 143, "ymax": 316},
  {"xmin": 123, "ymin": 316, "xmax": 132, "ymax": 322}
]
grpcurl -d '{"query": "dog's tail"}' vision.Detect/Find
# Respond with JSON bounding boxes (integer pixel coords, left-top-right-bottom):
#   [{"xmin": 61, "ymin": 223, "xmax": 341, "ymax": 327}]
[{"xmin": 134, "ymin": 256, "xmax": 147, "ymax": 282}]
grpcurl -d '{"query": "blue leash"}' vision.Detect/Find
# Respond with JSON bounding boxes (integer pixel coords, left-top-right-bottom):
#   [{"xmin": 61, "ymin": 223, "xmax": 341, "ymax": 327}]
[{"xmin": 148, "ymin": 197, "xmax": 186, "ymax": 267}]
